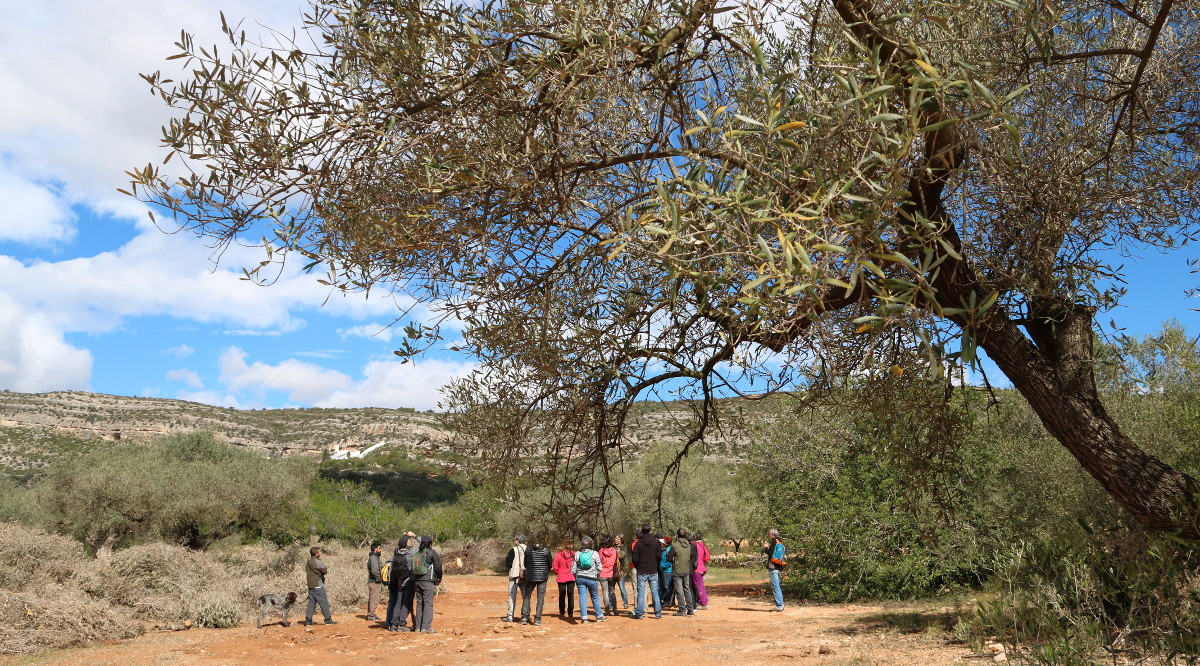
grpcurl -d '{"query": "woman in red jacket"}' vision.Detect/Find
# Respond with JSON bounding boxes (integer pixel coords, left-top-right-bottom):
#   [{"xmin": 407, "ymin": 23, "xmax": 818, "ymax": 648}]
[
  {"xmin": 598, "ymin": 536, "xmax": 619, "ymax": 617},
  {"xmin": 551, "ymin": 541, "xmax": 576, "ymax": 619}
]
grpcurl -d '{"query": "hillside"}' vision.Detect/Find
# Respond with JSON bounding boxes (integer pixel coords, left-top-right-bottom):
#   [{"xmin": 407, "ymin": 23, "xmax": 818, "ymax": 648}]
[
  {"xmin": 0, "ymin": 390, "xmax": 770, "ymax": 475},
  {"xmin": 0, "ymin": 390, "xmax": 448, "ymax": 472}
]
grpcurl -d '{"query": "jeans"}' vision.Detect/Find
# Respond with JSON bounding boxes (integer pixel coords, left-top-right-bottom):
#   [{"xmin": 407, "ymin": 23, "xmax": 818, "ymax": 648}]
[
  {"xmin": 600, "ymin": 577, "xmax": 616, "ymax": 613},
  {"xmin": 557, "ymin": 581, "xmax": 575, "ymax": 616},
  {"xmin": 305, "ymin": 587, "xmax": 332, "ymax": 622},
  {"xmin": 672, "ymin": 573, "xmax": 693, "ymax": 612},
  {"xmin": 617, "ymin": 572, "xmax": 629, "ymax": 606},
  {"xmin": 769, "ymin": 568, "xmax": 784, "ymax": 609},
  {"xmin": 520, "ymin": 579, "xmax": 547, "ymax": 621},
  {"xmin": 575, "ymin": 577, "xmax": 603, "ymax": 620},
  {"xmin": 414, "ymin": 579, "xmax": 436, "ymax": 630},
  {"xmin": 635, "ymin": 571, "xmax": 661, "ymax": 617}
]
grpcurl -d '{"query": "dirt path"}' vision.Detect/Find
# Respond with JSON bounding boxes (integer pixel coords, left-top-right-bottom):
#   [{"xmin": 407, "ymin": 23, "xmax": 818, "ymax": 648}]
[{"xmin": 6, "ymin": 577, "xmax": 977, "ymax": 665}]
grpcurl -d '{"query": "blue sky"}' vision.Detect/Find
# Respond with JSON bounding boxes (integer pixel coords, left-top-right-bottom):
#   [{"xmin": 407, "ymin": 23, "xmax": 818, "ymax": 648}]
[{"xmin": 0, "ymin": 1, "xmax": 1196, "ymax": 411}]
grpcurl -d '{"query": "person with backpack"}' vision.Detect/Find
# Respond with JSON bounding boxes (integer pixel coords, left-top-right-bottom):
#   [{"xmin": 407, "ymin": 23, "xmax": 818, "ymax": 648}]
[
  {"xmin": 669, "ymin": 528, "xmax": 695, "ymax": 616},
  {"xmin": 386, "ymin": 535, "xmax": 416, "ymax": 632},
  {"xmin": 691, "ymin": 532, "xmax": 712, "ymax": 610},
  {"xmin": 520, "ymin": 538, "xmax": 553, "ymax": 625},
  {"xmin": 598, "ymin": 535, "xmax": 619, "ymax": 617},
  {"xmin": 502, "ymin": 533, "xmax": 527, "ymax": 622},
  {"xmin": 552, "ymin": 541, "xmax": 576, "ymax": 619},
  {"xmin": 764, "ymin": 528, "xmax": 787, "ymax": 612},
  {"xmin": 411, "ymin": 535, "xmax": 443, "ymax": 633},
  {"xmin": 366, "ymin": 541, "xmax": 384, "ymax": 621},
  {"xmin": 571, "ymin": 536, "xmax": 605, "ymax": 622},
  {"xmin": 629, "ymin": 525, "xmax": 662, "ymax": 619}
]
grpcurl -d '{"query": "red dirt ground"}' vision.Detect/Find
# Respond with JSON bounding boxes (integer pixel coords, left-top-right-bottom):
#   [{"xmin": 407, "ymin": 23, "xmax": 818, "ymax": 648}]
[{"xmin": 7, "ymin": 576, "xmax": 978, "ymax": 665}]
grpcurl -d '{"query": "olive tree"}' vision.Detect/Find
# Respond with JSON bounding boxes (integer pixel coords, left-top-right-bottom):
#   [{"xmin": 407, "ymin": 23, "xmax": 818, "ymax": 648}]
[{"xmin": 130, "ymin": 0, "xmax": 1200, "ymax": 536}]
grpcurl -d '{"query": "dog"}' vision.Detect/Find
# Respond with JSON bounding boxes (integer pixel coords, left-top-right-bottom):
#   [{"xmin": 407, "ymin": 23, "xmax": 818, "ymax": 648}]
[{"xmin": 256, "ymin": 591, "xmax": 298, "ymax": 628}]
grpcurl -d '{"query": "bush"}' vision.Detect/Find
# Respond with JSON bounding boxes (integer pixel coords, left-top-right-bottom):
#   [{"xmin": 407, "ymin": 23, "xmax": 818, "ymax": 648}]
[
  {"xmin": 36, "ymin": 432, "xmax": 315, "ymax": 554},
  {"xmin": 969, "ymin": 528, "xmax": 1200, "ymax": 664}
]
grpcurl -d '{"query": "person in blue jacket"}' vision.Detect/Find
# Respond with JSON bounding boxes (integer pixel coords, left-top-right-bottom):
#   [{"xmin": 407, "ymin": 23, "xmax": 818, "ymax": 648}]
[{"xmin": 764, "ymin": 528, "xmax": 787, "ymax": 611}]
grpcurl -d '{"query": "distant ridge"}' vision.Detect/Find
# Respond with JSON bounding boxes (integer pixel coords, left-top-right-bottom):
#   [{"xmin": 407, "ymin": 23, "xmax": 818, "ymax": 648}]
[{"xmin": 0, "ymin": 390, "xmax": 449, "ymax": 471}]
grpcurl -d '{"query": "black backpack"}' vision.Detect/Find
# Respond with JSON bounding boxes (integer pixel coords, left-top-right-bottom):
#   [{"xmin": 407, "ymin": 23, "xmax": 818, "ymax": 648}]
[{"xmin": 387, "ymin": 549, "xmax": 412, "ymax": 587}]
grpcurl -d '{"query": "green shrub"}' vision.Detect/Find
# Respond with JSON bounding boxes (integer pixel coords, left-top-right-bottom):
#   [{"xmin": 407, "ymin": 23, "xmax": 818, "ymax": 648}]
[{"xmin": 36, "ymin": 432, "xmax": 315, "ymax": 554}]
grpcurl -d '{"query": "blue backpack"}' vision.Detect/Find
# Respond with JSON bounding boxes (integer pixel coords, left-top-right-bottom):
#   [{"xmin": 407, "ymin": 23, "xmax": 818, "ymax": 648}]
[{"xmin": 659, "ymin": 545, "xmax": 673, "ymax": 574}]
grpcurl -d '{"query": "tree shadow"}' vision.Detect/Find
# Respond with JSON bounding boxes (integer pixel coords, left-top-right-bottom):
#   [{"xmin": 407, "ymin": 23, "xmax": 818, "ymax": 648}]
[{"xmin": 834, "ymin": 609, "xmax": 963, "ymax": 636}]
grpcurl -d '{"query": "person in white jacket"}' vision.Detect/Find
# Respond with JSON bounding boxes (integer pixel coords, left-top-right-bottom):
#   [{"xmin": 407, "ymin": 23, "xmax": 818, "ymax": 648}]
[{"xmin": 503, "ymin": 534, "xmax": 527, "ymax": 622}]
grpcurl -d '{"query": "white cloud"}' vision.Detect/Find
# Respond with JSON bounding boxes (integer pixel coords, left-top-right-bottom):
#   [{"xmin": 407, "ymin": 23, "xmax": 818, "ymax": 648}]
[
  {"xmin": 340, "ymin": 323, "xmax": 399, "ymax": 342},
  {"xmin": 0, "ymin": 164, "xmax": 75, "ymax": 244},
  {"xmin": 318, "ymin": 357, "xmax": 476, "ymax": 411},
  {"xmin": 194, "ymin": 346, "xmax": 473, "ymax": 410},
  {"xmin": 166, "ymin": 368, "xmax": 203, "ymax": 388},
  {"xmin": 0, "ymin": 1, "xmax": 304, "ymax": 212},
  {"xmin": 165, "ymin": 344, "xmax": 194, "ymax": 357},
  {"xmin": 0, "ymin": 293, "xmax": 92, "ymax": 392},
  {"xmin": 219, "ymin": 346, "xmax": 353, "ymax": 405}
]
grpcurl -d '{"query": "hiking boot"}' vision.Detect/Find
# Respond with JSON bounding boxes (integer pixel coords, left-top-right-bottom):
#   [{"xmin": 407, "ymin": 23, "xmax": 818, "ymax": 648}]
[
  {"xmin": 324, "ymin": 619, "xmax": 337, "ymax": 625},
  {"xmin": 302, "ymin": 620, "xmax": 314, "ymax": 626},
  {"xmin": 596, "ymin": 616, "xmax": 607, "ymax": 622},
  {"xmin": 422, "ymin": 628, "xmax": 437, "ymax": 634},
  {"xmin": 629, "ymin": 614, "xmax": 643, "ymax": 619},
  {"xmin": 502, "ymin": 616, "xmax": 514, "ymax": 622},
  {"xmin": 533, "ymin": 620, "xmax": 542, "ymax": 626},
  {"xmin": 365, "ymin": 614, "xmax": 378, "ymax": 621},
  {"xmin": 697, "ymin": 605, "xmax": 708, "ymax": 610},
  {"xmin": 518, "ymin": 618, "xmax": 529, "ymax": 625}
]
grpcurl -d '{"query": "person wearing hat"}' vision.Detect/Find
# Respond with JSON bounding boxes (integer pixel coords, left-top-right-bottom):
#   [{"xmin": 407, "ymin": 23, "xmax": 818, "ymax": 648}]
[
  {"xmin": 412, "ymin": 535, "xmax": 443, "ymax": 633},
  {"xmin": 366, "ymin": 541, "xmax": 384, "ymax": 621},
  {"xmin": 764, "ymin": 528, "xmax": 787, "ymax": 611}
]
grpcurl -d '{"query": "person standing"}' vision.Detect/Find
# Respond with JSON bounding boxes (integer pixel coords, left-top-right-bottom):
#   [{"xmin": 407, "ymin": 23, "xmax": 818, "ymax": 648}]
[
  {"xmin": 366, "ymin": 541, "xmax": 383, "ymax": 621},
  {"xmin": 691, "ymin": 532, "xmax": 711, "ymax": 610},
  {"xmin": 629, "ymin": 525, "xmax": 662, "ymax": 619},
  {"xmin": 304, "ymin": 546, "xmax": 337, "ymax": 625},
  {"xmin": 520, "ymin": 539, "xmax": 553, "ymax": 625},
  {"xmin": 386, "ymin": 535, "xmax": 416, "ymax": 632},
  {"xmin": 552, "ymin": 541, "xmax": 576, "ymax": 619},
  {"xmin": 670, "ymin": 528, "xmax": 695, "ymax": 616},
  {"xmin": 614, "ymin": 534, "xmax": 630, "ymax": 612},
  {"xmin": 571, "ymin": 536, "xmax": 605, "ymax": 622},
  {"xmin": 765, "ymin": 528, "xmax": 787, "ymax": 611},
  {"xmin": 412, "ymin": 535, "xmax": 443, "ymax": 633},
  {"xmin": 503, "ymin": 534, "xmax": 528, "ymax": 622},
  {"xmin": 598, "ymin": 536, "xmax": 619, "ymax": 617},
  {"xmin": 658, "ymin": 536, "xmax": 675, "ymax": 608}
]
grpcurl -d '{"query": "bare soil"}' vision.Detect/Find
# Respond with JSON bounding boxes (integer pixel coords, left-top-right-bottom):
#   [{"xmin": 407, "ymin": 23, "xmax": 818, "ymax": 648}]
[{"xmin": 5, "ymin": 576, "xmax": 977, "ymax": 665}]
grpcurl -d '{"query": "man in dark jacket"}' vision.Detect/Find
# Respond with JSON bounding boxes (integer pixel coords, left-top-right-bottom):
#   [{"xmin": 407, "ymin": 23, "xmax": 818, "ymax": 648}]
[
  {"xmin": 387, "ymin": 535, "xmax": 417, "ymax": 632},
  {"xmin": 629, "ymin": 525, "xmax": 663, "ymax": 619},
  {"xmin": 304, "ymin": 546, "xmax": 336, "ymax": 625},
  {"xmin": 670, "ymin": 529, "xmax": 695, "ymax": 616},
  {"xmin": 520, "ymin": 539, "xmax": 553, "ymax": 625},
  {"xmin": 412, "ymin": 535, "xmax": 444, "ymax": 633},
  {"xmin": 366, "ymin": 541, "xmax": 383, "ymax": 621}
]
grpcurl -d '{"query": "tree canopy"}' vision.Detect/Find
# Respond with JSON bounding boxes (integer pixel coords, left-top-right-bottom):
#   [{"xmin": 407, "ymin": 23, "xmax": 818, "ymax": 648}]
[{"xmin": 131, "ymin": 0, "xmax": 1200, "ymax": 536}]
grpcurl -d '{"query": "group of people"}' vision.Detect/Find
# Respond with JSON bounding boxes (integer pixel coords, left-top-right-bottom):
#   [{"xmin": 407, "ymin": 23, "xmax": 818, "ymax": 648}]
[
  {"xmin": 503, "ymin": 526, "xmax": 743, "ymax": 624},
  {"xmin": 364, "ymin": 532, "xmax": 445, "ymax": 633},
  {"xmin": 301, "ymin": 527, "xmax": 785, "ymax": 632}
]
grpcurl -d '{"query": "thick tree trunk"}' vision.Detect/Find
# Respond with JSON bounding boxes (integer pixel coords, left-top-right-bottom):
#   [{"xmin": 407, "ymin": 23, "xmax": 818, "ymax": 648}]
[{"xmin": 976, "ymin": 310, "xmax": 1200, "ymax": 538}]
